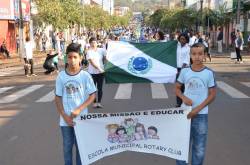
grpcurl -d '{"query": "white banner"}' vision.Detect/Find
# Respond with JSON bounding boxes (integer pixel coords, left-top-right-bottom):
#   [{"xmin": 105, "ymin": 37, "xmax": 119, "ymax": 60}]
[{"xmin": 74, "ymin": 107, "xmax": 191, "ymax": 165}]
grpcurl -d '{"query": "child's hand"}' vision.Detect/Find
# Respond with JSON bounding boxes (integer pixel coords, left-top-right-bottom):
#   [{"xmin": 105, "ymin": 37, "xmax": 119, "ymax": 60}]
[
  {"xmin": 99, "ymin": 68, "xmax": 104, "ymax": 73},
  {"xmin": 183, "ymin": 97, "xmax": 193, "ymax": 106},
  {"xmin": 63, "ymin": 115, "xmax": 74, "ymax": 126},
  {"xmin": 71, "ymin": 108, "xmax": 81, "ymax": 118},
  {"xmin": 187, "ymin": 111, "xmax": 197, "ymax": 119}
]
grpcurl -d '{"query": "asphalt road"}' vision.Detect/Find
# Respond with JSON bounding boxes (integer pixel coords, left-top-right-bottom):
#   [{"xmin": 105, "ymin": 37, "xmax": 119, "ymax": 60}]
[{"xmin": 0, "ymin": 58, "xmax": 250, "ymax": 165}]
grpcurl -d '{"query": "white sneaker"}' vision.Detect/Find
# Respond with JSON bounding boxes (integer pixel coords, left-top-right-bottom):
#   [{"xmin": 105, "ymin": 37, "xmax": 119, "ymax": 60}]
[{"xmin": 97, "ymin": 103, "xmax": 103, "ymax": 108}]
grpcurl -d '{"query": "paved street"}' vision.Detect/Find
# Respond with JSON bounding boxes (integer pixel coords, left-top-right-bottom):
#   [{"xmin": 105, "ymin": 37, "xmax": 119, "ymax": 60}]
[{"xmin": 0, "ymin": 57, "xmax": 250, "ymax": 165}]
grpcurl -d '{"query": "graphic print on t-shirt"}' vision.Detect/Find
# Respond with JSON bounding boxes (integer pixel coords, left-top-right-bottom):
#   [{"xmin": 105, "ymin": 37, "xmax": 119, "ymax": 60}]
[
  {"xmin": 186, "ymin": 77, "xmax": 206, "ymax": 95},
  {"xmin": 65, "ymin": 80, "xmax": 82, "ymax": 98}
]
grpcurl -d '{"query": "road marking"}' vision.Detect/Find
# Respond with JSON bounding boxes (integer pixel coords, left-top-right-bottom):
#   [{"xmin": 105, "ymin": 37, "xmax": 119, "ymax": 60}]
[
  {"xmin": 151, "ymin": 83, "xmax": 168, "ymax": 99},
  {"xmin": 217, "ymin": 81, "xmax": 249, "ymax": 98},
  {"xmin": 36, "ymin": 90, "xmax": 55, "ymax": 102},
  {"xmin": 8, "ymin": 136, "xmax": 18, "ymax": 142},
  {"xmin": 241, "ymin": 82, "xmax": 250, "ymax": 88},
  {"xmin": 0, "ymin": 86, "xmax": 14, "ymax": 95},
  {"xmin": 114, "ymin": 83, "xmax": 132, "ymax": 99},
  {"xmin": 0, "ymin": 85, "xmax": 44, "ymax": 103}
]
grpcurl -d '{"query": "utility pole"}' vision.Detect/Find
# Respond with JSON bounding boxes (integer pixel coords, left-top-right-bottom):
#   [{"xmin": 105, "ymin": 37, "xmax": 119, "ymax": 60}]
[
  {"xmin": 236, "ymin": 0, "xmax": 241, "ymax": 31},
  {"xmin": 18, "ymin": 0, "xmax": 24, "ymax": 59},
  {"xmin": 110, "ymin": 0, "xmax": 112, "ymax": 15},
  {"xmin": 200, "ymin": 0, "xmax": 203, "ymax": 33}
]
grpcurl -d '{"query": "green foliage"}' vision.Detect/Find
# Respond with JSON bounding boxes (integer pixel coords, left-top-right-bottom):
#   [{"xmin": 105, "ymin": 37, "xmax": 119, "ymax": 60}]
[
  {"xmin": 33, "ymin": 0, "xmax": 131, "ymax": 30},
  {"xmin": 146, "ymin": 2, "xmax": 235, "ymax": 31},
  {"xmin": 160, "ymin": 8, "xmax": 197, "ymax": 31},
  {"xmin": 34, "ymin": 0, "xmax": 84, "ymax": 30}
]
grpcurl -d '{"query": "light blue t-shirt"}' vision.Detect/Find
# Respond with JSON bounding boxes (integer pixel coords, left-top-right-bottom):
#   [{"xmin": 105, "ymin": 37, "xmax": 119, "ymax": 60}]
[
  {"xmin": 55, "ymin": 70, "xmax": 96, "ymax": 126},
  {"xmin": 177, "ymin": 66, "xmax": 216, "ymax": 114}
]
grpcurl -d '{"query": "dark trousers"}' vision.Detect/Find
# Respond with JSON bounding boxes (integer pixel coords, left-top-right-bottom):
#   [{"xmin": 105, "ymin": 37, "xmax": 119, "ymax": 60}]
[
  {"xmin": 24, "ymin": 58, "xmax": 34, "ymax": 75},
  {"xmin": 235, "ymin": 47, "xmax": 242, "ymax": 61},
  {"xmin": 91, "ymin": 73, "xmax": 104, "ymax": 103},
  {"xmin": 176, "ymin": 68, "xmax": 185, "ymax": 107}
]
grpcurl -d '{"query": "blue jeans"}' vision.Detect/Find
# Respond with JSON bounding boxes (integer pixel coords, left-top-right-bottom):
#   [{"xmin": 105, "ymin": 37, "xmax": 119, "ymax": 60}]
[
  {"xmin": 176, "ymin": 114, "xmax": 208, "ymax": 165},
  {"xmin": 61, "ymin": 126, "xmax": 82, "ymax": 165}
]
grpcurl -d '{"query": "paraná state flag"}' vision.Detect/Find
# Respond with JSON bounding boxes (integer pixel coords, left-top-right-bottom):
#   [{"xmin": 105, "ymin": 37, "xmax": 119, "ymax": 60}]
[{"xmin": 105, "ymin": 41, "xmax": 177, "ymax": 83}]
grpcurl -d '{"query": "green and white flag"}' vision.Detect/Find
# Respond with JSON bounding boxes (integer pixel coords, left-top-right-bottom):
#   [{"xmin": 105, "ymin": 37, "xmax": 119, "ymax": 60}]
[{"xmin": 105, "ymin": 41, "xmax": 177, "ymax": 83}]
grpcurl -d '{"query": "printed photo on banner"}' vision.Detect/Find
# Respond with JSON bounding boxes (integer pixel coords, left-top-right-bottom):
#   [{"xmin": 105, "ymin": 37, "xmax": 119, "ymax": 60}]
[{"xmin": 106, "ymin": 118, "xmax": 159, "ymax": 143}]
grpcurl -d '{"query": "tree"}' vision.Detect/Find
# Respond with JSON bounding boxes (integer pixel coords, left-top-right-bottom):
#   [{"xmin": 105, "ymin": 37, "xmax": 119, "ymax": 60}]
[
  {"xmin": 160, "ymin": 8, "xmax": 197, "ymax": 32},
  {"xmin": 34, "ymin": 0, "xmax": 84, "ymax": 30},
  {"xmin": 148, "ymin": 8, "xmax": 167, "ymax": 28}
]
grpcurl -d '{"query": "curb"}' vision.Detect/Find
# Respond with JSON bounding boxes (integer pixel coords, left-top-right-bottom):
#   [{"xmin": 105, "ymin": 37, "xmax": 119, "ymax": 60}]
[{"xmin": 0, "ymin": 57, "xmax": 46, "ymax": 69}]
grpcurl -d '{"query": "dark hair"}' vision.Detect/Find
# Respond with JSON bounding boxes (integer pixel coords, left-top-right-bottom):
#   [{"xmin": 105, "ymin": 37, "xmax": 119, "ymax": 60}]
[
  {"xmin": 178, "ymin": 33, "xmax": 189, "ymax": 43},
  {"xmin": 148, "ymin": 126, "xmax": 158, "ymax": 133},
  {"xmin": 191, "ymin": 43, "xmax": 206, "ymax": 53},
  {"xmin": 66, "ymin": 43, "xmax": 81, "ymax": 54},
  {"xmin": 25, "ymin": 36, "xmax": 30, "ymax": 42},
  {"xmin": 89, "ymin": 37, "xmax": 97, "ymax": 43},
  {"xmin": 116, "ymin": 126, "xmax": 127, "ymax": 135},
  {"xmin": 157, "ymin": 31, "xmax": 165, "ymax": 40}
]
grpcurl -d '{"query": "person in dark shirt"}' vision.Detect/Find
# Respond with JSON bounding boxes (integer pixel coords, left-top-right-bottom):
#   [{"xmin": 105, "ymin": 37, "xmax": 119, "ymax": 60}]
[
  {"xmin": 0, "ymin": 40, "xmax": 10, "ymax": 58},
  {"xmin": 43, "ymin": 50, "xmax": 58, "ymax": 74},
  {"xmin": 217, "ymin": 28, "xmax": 223, "ymax": 53}
]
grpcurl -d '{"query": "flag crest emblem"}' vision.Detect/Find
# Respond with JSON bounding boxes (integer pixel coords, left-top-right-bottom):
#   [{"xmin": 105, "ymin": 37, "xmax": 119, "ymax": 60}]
[{"xmin": 128, "ymin": 56, "xmax": 152, "ymax": 75}]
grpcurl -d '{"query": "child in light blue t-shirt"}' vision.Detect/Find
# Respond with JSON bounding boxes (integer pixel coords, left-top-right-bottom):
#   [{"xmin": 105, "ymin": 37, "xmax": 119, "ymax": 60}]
[
  {"xmin": 55, "ymin": 43, "xmax": 96, "ymax": 165},
  {"xmin": 175, "ymin": 43, "xmax": 216, "ymax": 165}
]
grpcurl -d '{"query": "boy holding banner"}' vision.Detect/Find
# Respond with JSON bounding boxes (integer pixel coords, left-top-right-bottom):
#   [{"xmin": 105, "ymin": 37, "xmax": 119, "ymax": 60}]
[
  {"xmin": 55, "ymin": 43, "xmax": 96, "ymax": 165},
  {"xmin": 175, "ymin": 43, "xmax": 217, "ymax": 165}
]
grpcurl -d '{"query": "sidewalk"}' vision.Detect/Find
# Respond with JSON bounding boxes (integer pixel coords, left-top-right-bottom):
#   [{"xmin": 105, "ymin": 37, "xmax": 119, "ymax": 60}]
[{"xmin": 0, "ymin": 51, "xmax": 46, "ymax": 69}]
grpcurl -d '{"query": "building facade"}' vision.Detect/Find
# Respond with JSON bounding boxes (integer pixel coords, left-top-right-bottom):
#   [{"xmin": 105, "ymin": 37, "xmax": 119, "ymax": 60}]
[
  {"xmin": 114, "ymin": 6, "xmax": 130, "ymax": 16},
  {"xmin": 0, "ymin": 0, "xmax": 30, "ymax": 52}
]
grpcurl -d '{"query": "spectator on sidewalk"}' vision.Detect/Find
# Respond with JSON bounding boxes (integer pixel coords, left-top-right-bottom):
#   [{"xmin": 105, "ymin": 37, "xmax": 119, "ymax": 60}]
[
  {"xmin": 0, "ymin": 39, "xmax": 11, "ymax": 58},
  {"xmin": 235, "ymin": 30, "xmax": 244, "ymax": 64},
  {"xmin": 34, "ymin": 32, "xmax": 41, "ymax": 51},
  {"xmin": 41, "ymin": 33, "xmax": 48, "ymax": 53},
  {"xmin": 231, "ymin": 28, "xmax": 236, "ymax": 47},
  {"xmin": 24, "ymin": 36, "xmax": 37, "ymax": 77},
  {"xmin": 204, "ymin": 35, "xmax": 211, "ymax": 62},
  {"xmin": 217, "ymin": 28, "xmax": 223, "ymax": 53},
  {"xmin": 16, "ymin": 34, "xmax": 20, "ymax": 53},
  {"xmin": 247, "ymin": 34, "xmax": 250, "ymax": 52},
  {"xmin": 60, "ymin": 33, "xmax": 66, "ymax": 54},
  {"xmin": 51, "ymin": 32, "xmax": 56, "ymax": 50},
  {"xmin": 56, "ymin": 33, "xmax": 61, "ymax": 54},
  {"xmin": 43, "ymin": 50, "xmax": 58, "ymax": 74}
]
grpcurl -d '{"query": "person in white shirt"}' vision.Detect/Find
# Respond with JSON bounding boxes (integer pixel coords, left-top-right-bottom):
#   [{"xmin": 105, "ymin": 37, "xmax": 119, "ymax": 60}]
[
  {"xmin": 87, "ymin": 37, "xmax": 106, "ymax": 108},
  {"xmin": 24, "ymin": 36, "xmax": 37, "ymax": 77},
  {"xmin": 235, "ymin": 30, "xmax": 244, "ymax": 63},
  {"xmin": 189, "ymin": 32, "xmax": 197, "ymax": 46},
  {"xmin": 176, "ymin": 33, "xmax": 190, "ymax": 107}
]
